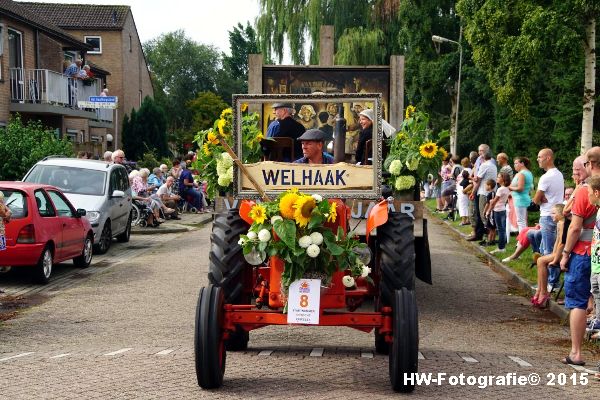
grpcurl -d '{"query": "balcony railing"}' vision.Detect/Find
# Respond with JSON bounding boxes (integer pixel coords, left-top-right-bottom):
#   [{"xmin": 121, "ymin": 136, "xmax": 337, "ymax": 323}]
[{"xmin": 9, "ymin": 68, "xmax": 112, "ymax": 122}]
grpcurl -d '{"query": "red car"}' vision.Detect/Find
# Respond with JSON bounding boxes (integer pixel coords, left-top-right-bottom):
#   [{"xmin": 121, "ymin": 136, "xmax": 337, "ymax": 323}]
[{"xmin": 0, "ymin": 182, "xmax": 94, "ymax": 283}]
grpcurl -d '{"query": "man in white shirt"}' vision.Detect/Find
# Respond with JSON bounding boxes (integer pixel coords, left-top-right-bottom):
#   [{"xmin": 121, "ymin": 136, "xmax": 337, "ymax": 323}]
[
  {"xmin": 157, "ymin": 176, "xmax": 181, "ymax": 220},
  {"xmin": 533, "ymin": 148, "xmax": 564, "ymax": 258}
]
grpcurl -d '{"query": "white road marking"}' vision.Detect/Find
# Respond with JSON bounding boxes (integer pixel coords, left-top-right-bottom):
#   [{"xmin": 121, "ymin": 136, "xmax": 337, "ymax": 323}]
[
  {"xmin": 0, "ymin": 352, "xmax": 34, "ymax": 362},
  {"xmin": 49, "ymin": 353, "xmax": 71, "ymax": 359},
  {"xmin": 258, "ymin": 350, "xmax": 273, "ymax": 356},
  {"xmin": 155, "ymin": 349, "xmax": 174, "ymax": 356},
  {"xmin": 508, "ymin": 356, "xmax": 532, "ymax": 367},
  {"xmin": 461, "ymin": 355, "xmax": 478, "ymax": 363},
  {"xmin": 310, "ymin": 348, "xmax": 324, "ymax": 357},
  {"xmin": 104, "ymin": 348, "xmax": 133, "ymax": 356},
  {"xmin": 418, "ymin": 352, "xmax": 425, "ymax": 360},
  {"xmin": 567, "ymin": 364, "xmax": 596, "ymax": 374},
  {"xmin": 360, "ymin": 351, "xmax": 373, "ymax": 359}
]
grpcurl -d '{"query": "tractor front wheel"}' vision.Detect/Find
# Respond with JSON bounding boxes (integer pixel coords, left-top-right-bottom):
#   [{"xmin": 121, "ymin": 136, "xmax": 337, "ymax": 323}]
[
  {"xmin": 194, "ymin": 285, "xmax": 226, "ymax": 389},
  {"xmin": 389, "ymin": 288, "xmax": 418, "ymax": 393}
]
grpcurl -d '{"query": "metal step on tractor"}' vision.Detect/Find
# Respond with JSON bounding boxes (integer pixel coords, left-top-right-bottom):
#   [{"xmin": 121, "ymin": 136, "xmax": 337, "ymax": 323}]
[{"xmin": 194, "ymin": 93, "xmax": 432, "ymax": 393}]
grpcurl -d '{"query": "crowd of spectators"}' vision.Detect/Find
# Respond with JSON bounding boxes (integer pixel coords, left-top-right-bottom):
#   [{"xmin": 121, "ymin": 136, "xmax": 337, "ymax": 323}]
[{"xmin": 425, "ymin": 144, "xmax": 600, "ymax": 366}]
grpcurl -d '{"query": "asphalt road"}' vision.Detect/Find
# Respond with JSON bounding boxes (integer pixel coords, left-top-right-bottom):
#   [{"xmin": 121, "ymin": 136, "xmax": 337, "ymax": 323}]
[{"xmin": 0, "ymin": 214, "xmax": 598, "ymax": 399}]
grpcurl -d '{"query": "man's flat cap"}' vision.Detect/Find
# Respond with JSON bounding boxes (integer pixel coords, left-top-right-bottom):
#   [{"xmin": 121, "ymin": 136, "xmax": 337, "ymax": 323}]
[
  {"xmin": 297, "ymin": 129, "xmax": 326, "ymax": 141},
  {"xmin": 272, "ymin": 102, "xmax": 293, "ymax": 109}
]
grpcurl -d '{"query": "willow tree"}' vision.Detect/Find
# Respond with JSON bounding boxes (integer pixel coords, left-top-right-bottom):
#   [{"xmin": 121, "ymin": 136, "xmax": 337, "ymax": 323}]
[
  {"xmin": 256, "ymin": 0, "xmax": 400, "ymax": 65},
  {"xmin": 457, "ymin": 0, "xmax": 599, "ymax": 154}
]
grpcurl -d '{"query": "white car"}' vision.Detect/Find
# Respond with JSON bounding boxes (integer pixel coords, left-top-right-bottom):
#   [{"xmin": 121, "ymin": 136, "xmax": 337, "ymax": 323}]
[{"xmin": 23, "ymin": 157, "xmax": 133, "ymax": 254}]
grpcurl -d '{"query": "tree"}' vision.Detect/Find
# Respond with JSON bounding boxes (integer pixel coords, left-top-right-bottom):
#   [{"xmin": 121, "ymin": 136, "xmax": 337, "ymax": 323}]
[
  {"xmin": 0, "ymin": 115, "xmax": 73, "ymax": 180},
  {"xmin": 143, "ymin": 30, "xmax": 221, "ymax": 132},
  {"xmin": 122, "ymin": 97, "xmax": 168, "ymax": 161},
  {"xmin": 456, "ymin": 0, "xmax": 599, "ymax": 154},
  {"xmin": 188, "ymin": 92, "xmax": 229, "ymax": 134}
]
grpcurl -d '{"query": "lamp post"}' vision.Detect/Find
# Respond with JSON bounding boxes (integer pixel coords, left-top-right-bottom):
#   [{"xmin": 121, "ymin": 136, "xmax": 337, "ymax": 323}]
[{"xmin": 432, "ymin": 27, "xmax": 462, "ymax": 156}]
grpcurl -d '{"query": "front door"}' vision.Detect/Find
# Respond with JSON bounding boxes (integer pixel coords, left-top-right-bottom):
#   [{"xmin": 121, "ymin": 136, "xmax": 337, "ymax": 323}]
[
  {"xmin": 47, "ymin": 190, "xmax": 83, "ymax": 260},
  {"xmin": 8, "ymin": 28, "xmax": 24, "ymax": 102}
]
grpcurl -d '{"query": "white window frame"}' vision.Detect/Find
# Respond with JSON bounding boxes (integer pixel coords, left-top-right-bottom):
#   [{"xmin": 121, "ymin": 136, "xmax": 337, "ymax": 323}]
[
  {"xmin": 84, "ymin": 36, "xmax": 102, "ymax": 54},
  {"xmin": 0, "ymin": 24, "xmax": 5, "ymax": 56}
]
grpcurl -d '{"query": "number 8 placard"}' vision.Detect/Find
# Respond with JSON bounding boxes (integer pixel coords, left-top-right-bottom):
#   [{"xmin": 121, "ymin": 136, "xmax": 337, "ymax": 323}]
[{"xmin": 287, "ymin": 279, "xmax": 321, "ymax": 324}]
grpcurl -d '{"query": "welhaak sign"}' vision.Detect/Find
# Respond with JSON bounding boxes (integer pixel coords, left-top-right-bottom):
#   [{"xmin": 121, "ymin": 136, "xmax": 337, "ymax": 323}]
[{"xmin": 241, "ymin": 161, "xmax": 372, "ymax": 191}]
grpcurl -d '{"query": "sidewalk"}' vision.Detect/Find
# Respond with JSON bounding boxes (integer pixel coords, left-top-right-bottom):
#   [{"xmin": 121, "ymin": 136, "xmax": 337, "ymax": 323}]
[{"xmin": 131, "ymin": 211, "xmax": 213, "ymax": 235}]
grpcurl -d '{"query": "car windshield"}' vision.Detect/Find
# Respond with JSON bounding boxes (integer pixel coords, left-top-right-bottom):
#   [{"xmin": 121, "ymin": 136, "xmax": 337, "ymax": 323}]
[
  {"xmin": 0, "ymin": 189, "xmax": 27, "ymax": 219},
  {"xmin": 24, "ymin": 165, "xmax": 106, "ymax": 196}
]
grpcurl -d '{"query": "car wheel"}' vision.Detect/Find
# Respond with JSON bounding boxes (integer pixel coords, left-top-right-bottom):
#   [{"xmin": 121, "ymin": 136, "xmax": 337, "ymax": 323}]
[
  {"xmin": 35, "ymin": 246, "xmax": 53, "ymax": 284},
  {"xmin": 116, "ymin": 214, "xmax": 132, "ymax": 243},
  {"xmin": 73, "ymin": 234, "xmax": 93, "ymax": 268},
  {"xmin": 94, "ymin": 220, "xmax": 112, "ymax": 254}
]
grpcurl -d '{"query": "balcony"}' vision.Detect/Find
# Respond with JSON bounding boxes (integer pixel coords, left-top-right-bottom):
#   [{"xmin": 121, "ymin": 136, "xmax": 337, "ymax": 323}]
[{"xmin": 9, "ymin": 68, "xmax": 113, "ymax": 123}]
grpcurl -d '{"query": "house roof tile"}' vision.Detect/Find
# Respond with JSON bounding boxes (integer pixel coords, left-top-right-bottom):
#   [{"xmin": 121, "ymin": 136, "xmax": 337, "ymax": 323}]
[{"xmin": 19, "ymin": 2, "xmax": 129, "ymax": 30}]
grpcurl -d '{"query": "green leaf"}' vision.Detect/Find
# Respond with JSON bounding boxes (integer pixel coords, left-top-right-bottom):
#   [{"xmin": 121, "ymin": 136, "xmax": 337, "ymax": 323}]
[{"xmin": 274, "ymin": 219, "xmax": 296, "ymax": 250}]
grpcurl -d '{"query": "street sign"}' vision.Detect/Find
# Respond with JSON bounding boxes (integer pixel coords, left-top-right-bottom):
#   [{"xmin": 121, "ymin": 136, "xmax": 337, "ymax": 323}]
[
  {"xmin": 78, "ymin": 101, "xmax": 117, "ymax": 109},
  {"xmin": 89, "ymin": 96, "xmax": 118, "ymax": 103}
]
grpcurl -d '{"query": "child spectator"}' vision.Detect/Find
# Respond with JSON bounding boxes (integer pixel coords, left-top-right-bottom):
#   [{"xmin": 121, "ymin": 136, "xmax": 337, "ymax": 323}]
[
  {"xmin": 531, "ymin": 203, "xmax": 565, "ymax": 307},
  {"xmin": 0, "ymin": 191, "xmax": 12, "ymax": 252},
  {"xmin": 482, "ymin": 179, "xmax": 497, "ymax": 246},
  {"xmin": 587, "ymin": 175, "xmax": 600, "ymax": 332},
  {"xmin": 488, "ymin": 172, "xmax": 511, "ymax": 254}
]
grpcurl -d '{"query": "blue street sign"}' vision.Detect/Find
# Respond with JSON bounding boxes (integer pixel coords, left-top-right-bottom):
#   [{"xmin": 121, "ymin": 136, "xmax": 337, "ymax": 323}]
[{"xmin": 89, "ymin": 96, "xmax": 118, "ymax": 103}]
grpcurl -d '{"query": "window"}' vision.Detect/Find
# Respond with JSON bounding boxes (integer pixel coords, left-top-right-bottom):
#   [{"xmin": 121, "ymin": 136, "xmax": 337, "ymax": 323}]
[
  {"xmin": 129, "ymin": 34, "xmax": 132, "ymax": 52},
  {"xmin": 66, "ymin": 128, "xmax": 77, "ymax": 142},
  {"xmin": 47, "ymin": 190, "xmax": 74, "ymax": 217},
  {"xmin": 34, "ymin": 190, "xmax": 55, "ymax": 217},
  {"xmin": 84, "ymin": 36, "xmax": 102, "ymax": 54},
  {"xmin": 0, "ymin": 24, "xmax": 4, "ymax": 55},
  {"xmin": 0, "ymin": 189, "xmax": 27, "ymax": 218}
]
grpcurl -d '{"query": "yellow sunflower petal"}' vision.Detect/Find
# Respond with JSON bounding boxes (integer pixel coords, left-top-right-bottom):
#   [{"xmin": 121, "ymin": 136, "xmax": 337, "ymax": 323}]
[
  {"xmin": 419, "ymin": 142, "xmax": 438, "ymax": 159},
  {"xmin": 279, "ymin": 192, "xmax": 299, "ymax": 219},
  {"xmin": 293, "ymin": 195, "xmax": 316, "ymax": 227},
  {"xmin": 249, "ymin": 204, "xmax": 267, "ymax": 224},
  {"xmin": 327, "ymin": 202, "xmax": 337, "ymax": 223}
]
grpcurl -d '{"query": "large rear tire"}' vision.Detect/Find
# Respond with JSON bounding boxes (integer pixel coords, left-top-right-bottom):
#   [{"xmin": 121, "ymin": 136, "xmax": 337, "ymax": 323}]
[
  {"xmin": 208, "ymin": 209, "xmax": 251, "ymax": 351},
  {"xmin": 194, "ymin": 285, "xmax": 226, "ymax": 389},
  {"xmin": 389, "ymin": 288, "xmax": 418, "ymax": 393},
  {"xmin": 378, "ymin": 211, "xmax": 415, "ymax": 305}
]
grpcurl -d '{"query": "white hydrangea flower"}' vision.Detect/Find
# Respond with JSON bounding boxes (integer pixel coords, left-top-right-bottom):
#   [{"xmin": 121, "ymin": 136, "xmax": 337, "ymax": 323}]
[
  {"xmin": 312, "ymin": 194, "xmax": 323, "ymax": 202},
  {"xmin": 221, "ymin": 152, "xmax": 234, "ymax": 169},
  {"xmin": 306, "ymin": 244, "xmax": 320, "ymax": 258},
  {"xmin": 216, "ymin": 161, "xmax": 228, "ymax": 176},
  {"xmin": 298, "ymin": 235, "xmax": 312, "ymax": 248},
  {"xmin": 342, "ymin": 275, "xmax": 355, "ymax": 288},
  {"xmin": 226, "ymin": 166, "xmax": 233, "ymax": 179},
  {"xmin": 361, "ymin": 265, "xmax": 371, "ymax": 278},
  {"xmin": 246, "ymin": 231, "xmax": 257, "ymax": 241},
  {"xmin": 388, "ymin": 159, "xmax": 402, "ymax": 175},
  {"xmin": 309, "ymin": 232, "xmax": 323, "ymax": 246},
  {"xmin": 217, "ymin": 175, "xmax": 231, "ymax": 186},
  {"xmin": 271, "ymin": 215, "xmax": 283, "ymax": 224},
  {"xmin": 238, "ymin": 237, "xmax": 246, "ymax": 246},
  {"xmin": 258, "ymin": 229, "xmax": 271, "ymax": 242}
]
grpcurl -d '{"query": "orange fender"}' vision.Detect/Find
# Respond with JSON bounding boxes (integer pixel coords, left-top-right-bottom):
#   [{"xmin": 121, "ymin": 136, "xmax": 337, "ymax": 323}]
[
  {"xmin": 239, "ymin": 199, "xmax": 256, "ymax": 225},
  {"xmin": 366, "ymin": 199, "xmax": 389, "ymax": 241}
]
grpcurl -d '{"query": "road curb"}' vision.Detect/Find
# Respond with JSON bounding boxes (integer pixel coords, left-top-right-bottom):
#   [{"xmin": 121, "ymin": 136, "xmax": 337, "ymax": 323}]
[
  {"xmin": 433, "ymin": 213, "xmax": 570, "ymax": 322},
  {"xmin": 131, "ymin": 214, "xmax": 213, "ymax": 235}
]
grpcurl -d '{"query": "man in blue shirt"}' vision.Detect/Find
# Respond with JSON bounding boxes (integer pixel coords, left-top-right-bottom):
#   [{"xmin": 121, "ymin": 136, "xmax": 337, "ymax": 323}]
[{"xmin": 294, "ymin": 129, "xmax": 334, "ymax": 164}]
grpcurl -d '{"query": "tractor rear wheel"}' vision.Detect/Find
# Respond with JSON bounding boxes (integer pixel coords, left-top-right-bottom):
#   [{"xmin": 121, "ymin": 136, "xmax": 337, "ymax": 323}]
[
  {"xmin": 208, "ymin": 209, "xmax": 251, "ymax": 351},
  {"xmin": 389, "ymin": 288, "xmax": 418, "ymax": 393},
  {"xmin": 378, "ymin": 211, "xmax": 415, "ymax": 305},
  {"xmin": 194, "ymin": 285, "xmax": 226, "ymax": 389}
]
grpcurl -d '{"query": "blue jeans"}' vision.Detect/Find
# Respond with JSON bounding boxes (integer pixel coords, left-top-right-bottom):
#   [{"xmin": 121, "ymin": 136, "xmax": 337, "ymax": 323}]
[
  {"xmin": 527, "ymin": 229, "xmax": 542, "ymax": 254},
  {"xmin": 539, "ymin": 216, "xmax": 557, "ymax": 256},
  {"xmin": 493, "ymin": 210, "xmax": 507, "ymax": 249}
]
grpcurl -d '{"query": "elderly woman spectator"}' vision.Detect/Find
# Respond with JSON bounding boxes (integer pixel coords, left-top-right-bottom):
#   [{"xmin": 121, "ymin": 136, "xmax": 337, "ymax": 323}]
[
  {"xmin": 103, "ymin": 151, "xmax": 113, "ymax": 162},
  {"xmin": 134, "ymin": 169, "xmax": 175, "ymax": 220},
  {"xmin": 129, "ymin": 170, "xmax": 160, "ymax": 227},
  {"xmin": 147, "ymin": 167, "xmax": 163, "ymax": 193},
  {"xmin": 508, "ymin": 156, "xmax": 534, "ymax": 232},
  {"xmin": 159, "ymin": 164, "xmax": 169, "ymax": 182}
]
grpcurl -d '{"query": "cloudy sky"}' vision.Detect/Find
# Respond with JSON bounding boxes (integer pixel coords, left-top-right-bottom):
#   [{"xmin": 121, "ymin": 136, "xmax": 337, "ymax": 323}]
[{"xmin": 16, "ymin": 0, "xmax": 261, "ymax": 54}]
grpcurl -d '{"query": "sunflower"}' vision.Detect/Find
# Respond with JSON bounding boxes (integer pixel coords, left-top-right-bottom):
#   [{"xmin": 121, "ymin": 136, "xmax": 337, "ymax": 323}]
[
  {"xmin": 220, "ymin": 108, "xmax": 233, "ymax": 119},
  {"xmin": 327, "ymin": 202, "xmax": 337, "ymax": 223},
  {"xmin": 217, "ymin": 118, "xmax": 227, "ymax": 135},
  {"xmin": 419, "ymin": 141, "xmax": 438, "ymax": 159},
  {"xmin": 438, "ymin": 147, "xmax": 448, "ymax": 160},
  {"xmin": 249, "ymin": 204, "xmax": 267, "ymax": 224},
  {"xmin": 202, "ymin": 142, "xmax": 211, "ymax": 156},
  {"xmin": 405, "ymin": 105, "xmax": 416, "ymax": 119},
  {"xmin": 254, "ymin": 132, "xmax": 264, "ymax": 143},
  {"xmin": 241, "ymin": 103, "xmax": 248, "ymax": 112},
  {"xmin": 293, "ymin": 195, "xmax": 316, "ymax": 227},
  {"xmin": 279, "ymin": 191, "xmax": 300, "ymax": 219},
  {"xmin": 207, "ymin": 130, "xmax": 219, "ymax": 145}
]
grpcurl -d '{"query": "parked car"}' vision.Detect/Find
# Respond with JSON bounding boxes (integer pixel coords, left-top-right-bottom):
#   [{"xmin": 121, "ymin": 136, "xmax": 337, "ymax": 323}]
[
  {"xmin": 22, "ymin": 158, "xmax": 132, "ymax": 254},
  {"xmin": 0, "ymin": 182, "xmax": 94, "ymax": 283}
]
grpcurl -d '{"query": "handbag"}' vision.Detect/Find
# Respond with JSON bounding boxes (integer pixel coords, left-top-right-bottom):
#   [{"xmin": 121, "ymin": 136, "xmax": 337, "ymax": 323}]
[
  {"xmin": 462, "ymin": 184, "xmax": 473, "ymax": 195},
  {"xmin": 527, "ymin": 201, "xmax": 540, "ymax": 212}
]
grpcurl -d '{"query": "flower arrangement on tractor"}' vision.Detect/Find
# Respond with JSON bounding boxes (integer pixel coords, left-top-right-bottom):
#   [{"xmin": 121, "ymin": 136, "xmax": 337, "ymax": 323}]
[
  {"xmin": 238, "ymin": 189, "xmax": 371, "ymax": 295},
  {"xmin": 383, "ymin": 106, "xmax": 449, "ymax": 196},
  {"xmin": 193, "ymin": 105, "xmax": 266, "ymax": 198}
]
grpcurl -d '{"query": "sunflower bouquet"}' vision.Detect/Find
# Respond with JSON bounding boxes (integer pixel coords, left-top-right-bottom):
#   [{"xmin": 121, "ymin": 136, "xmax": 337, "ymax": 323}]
[
  {"xmin": 193, "ymin": 105, "xmax": 265, "ymax": 198},
  {"xmin": 238, "ymin": 189, "xmax": 370, "ymax": 294},
  {"xmin": 383, "ymin": 107, "xmax": 449, "ymax": 195}
]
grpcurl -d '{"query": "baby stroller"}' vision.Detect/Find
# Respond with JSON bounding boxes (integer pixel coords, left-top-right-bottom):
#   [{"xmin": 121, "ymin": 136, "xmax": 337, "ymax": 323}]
[{"xmin": 444, "ymin": 188, "xmax": 458, "ymax": 222}]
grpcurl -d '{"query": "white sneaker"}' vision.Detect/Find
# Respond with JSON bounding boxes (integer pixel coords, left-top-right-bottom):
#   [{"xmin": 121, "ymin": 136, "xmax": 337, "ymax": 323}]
[
  {"xmin": 489, "ymin": 248, "xmax": 503, "ymax": 254},
  {"xmin": 502, "ymin": 256, "xmax": 513, "ymax": 263}
]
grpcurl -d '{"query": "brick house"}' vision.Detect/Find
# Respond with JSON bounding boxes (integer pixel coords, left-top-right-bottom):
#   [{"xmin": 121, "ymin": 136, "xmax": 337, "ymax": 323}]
[
  {"xmin": 0, "ymin": 0, "xmax": 115, "ymax": 156},
  {"xmin": 20, "ymin": 1, "xmax": 154, "ymax": 152}
]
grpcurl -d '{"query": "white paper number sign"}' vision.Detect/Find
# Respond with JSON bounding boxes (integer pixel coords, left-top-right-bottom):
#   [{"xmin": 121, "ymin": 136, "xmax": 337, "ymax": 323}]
[{"xmin": 287, "ymin": 279, "xmax": 321, "ymax": 324}]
